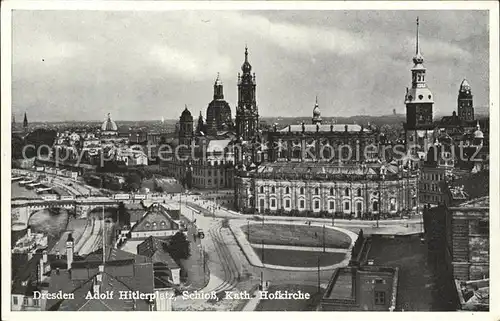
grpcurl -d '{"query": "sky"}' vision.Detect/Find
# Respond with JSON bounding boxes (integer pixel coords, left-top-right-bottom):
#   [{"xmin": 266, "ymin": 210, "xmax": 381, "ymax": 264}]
[{"xmin": 11, "ymin": 9, "xmax": 489, "ymax": 122}]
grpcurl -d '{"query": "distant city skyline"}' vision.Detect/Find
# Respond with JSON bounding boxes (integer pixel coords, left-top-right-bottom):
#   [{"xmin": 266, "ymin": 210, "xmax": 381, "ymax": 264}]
[{"xmin": 12, "ymin": 10, "xmax": 489, "ymax": 122}]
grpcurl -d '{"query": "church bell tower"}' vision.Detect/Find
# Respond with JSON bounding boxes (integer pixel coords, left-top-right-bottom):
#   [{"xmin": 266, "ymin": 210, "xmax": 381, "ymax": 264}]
[
  {"xmin": 404, "ymin": 17, "xmax": 434, "ymax": 130},
  {"xmin": 235, "ymin": 46, "xmax": 259, "ymax": 141}
]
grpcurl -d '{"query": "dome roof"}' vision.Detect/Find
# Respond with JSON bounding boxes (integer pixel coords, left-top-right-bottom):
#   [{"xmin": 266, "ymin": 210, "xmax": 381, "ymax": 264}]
[
  {"xmin": 474, "ymin": 121, "xmax": 484, "ymax": 139},
  {"xmin": 313, "ymin": 104, "xmax": 321, "ymax": 117},
  {"xmin": 180, "ymin": 106, "xmax": 193, "ymax": 121},
  {"xmin": 101, "ymin": 113, "xmax": 117, "ymax": 132}
]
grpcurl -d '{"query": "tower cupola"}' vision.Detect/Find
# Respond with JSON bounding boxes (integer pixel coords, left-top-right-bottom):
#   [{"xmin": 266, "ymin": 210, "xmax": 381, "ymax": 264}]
[{"xmin": 312, "ymin": 96, "xmax": 322, "ymax": 124}]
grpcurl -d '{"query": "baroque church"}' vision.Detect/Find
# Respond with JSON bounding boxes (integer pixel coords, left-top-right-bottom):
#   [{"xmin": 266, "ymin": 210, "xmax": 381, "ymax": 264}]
[{"xmin": 161, "ymin": 47, "xmax": 261, "ymax": 189}]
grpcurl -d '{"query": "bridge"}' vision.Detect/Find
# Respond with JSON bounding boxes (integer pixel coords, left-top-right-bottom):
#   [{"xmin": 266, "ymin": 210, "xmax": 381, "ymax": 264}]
[{"xmin": 11, "ymin": 197, "xmax": 127, "ymax": 231}]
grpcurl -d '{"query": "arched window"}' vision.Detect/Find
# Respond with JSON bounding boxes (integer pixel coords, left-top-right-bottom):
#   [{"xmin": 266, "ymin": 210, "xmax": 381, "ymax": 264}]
[
  {"xmin": 329, "ymin": 187, "xmax": 334, "ymax": 196},
  {"xmin": 145, "ymin": 222, "xmax": 151, "ymax": 229},
  {"xmin": 314, "ymin": 187, "xmax": 319, "ymax": 195},
  {"xmin": 271, "ymin": 186, "xmax": 276, "ymax": 194},
  {"xmin": 300, "ymin": 187, "xmax": 305, "ymax": 195},
  {"xmin": 373, "ymin": 201, "xmax": 379, "ymax": 212},
  {"xmin": 152, "ymin": 222, "xmax": 157, "ymax": 229},
  {"xmin": 390, "ymin": 199, "xmax": 396, "ymax": 211},
  {"xmin": 285, "ymin": 187, "xmax": 290, "ymax": 195},
  {"xmin": 357, "ymin": 188, "xmax": 362, "ymax": 197},
  {"xmin": 345, "ymin": 188, "xmax": 350, "ymax": 197},
  {"xmin": 259, "ymin": 186, "xmax": 264, "ymax": 193},
  {"xmin": 161, "ymin": 221, "xmax": 166, "ymax": 227}
]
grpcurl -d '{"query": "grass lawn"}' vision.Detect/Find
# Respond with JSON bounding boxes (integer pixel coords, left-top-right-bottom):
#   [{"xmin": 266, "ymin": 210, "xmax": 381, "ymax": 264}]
[
  {"xmin": 256, "ymin": 284, "xmax": 324, "ymax": 311},
  {"xmin": 253, "ymin": 248, "xmax": 345, "ymax": 268},
  {"xmin": 243, "ymin": 223, "xmax": 351, "ymax": 248}
]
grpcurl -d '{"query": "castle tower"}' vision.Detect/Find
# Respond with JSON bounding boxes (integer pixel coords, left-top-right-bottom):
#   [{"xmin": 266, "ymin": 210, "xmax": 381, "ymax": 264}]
[
  {"xmin": 458, "ymin": 78, "xmax": 474, "ymax": 121},
  {"xmin": 404, "ymin": 17, "xmax": 434, "ymax": 129},
  {"xmin": 235, "ymin": 46, "xmax": 259, "ymax": 141},
  {"xmin": 179, "ymin": 105, "xmax": 194, "ymax": 146},
  {"xmin": 66, "ymin": 233, "xmax": 74, "ymax": 270},
  {"xmin": 312, "ymin": 96, "xmax": 322, "ymax": 124}
]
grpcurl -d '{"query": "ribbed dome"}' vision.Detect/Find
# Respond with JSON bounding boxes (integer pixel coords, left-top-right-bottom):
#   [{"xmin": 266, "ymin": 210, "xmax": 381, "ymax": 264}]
[
  {"xmin": 101, "ymin": 113, "xmax": 117, "ymax": 131},
  {"xmin": 180, "ymin": 106, "xmax": 193, "ymax": 121}
]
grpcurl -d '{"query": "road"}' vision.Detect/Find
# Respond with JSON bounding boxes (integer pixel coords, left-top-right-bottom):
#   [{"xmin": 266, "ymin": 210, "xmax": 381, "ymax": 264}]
[{"xmin": 12, "ymin": 169, "xmax": 424, "ymax": 310}]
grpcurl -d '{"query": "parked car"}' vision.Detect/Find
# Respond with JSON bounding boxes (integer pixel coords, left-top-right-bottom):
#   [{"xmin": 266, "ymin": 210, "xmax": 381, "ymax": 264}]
[{"xmin": 197, "ymin": 229, "xmax": 205, "ymax": 238}]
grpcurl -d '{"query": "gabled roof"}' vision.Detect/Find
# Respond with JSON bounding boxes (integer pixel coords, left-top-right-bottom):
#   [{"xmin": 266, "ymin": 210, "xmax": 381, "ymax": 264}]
[
  {"xmin": 46, "ymin": 249, "xmax": 154, "ymax": 311},
  {"xmin": 130, "ymin": 203, "xmax": 179, "ymax": 233},
  {"xmin": 137, "ymin": 236, "xmax": 179, "ymax": 270}
]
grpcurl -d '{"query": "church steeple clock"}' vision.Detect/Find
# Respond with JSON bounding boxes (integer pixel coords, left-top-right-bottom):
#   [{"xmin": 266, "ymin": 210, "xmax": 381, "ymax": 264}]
[
  {"xmin": 458, "ymin": 78, "xmax": 474, "ymax": 121},
  {"xmin": 235, "ymin": 46, "xmax": 259, "ymax": 141}
]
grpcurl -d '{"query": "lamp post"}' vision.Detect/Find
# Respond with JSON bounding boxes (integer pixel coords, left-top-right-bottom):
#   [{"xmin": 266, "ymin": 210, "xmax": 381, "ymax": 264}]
[
  {"xmin": 317, "ymin": 255, "xmax": 321, "ymax": 293},
  {"xmin": 322, "ymin": 224, "xmax": 326, "ymax": 253}
]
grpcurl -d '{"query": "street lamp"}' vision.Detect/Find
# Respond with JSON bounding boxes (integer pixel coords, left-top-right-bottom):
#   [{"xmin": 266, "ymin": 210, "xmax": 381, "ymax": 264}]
[
  {"xmin": 322, "ymin": 224, "xmax": 325, "ymax": 253},
  {"xmin": 317, "ymin": 255, "xmax": 321, "ymax": 293}
]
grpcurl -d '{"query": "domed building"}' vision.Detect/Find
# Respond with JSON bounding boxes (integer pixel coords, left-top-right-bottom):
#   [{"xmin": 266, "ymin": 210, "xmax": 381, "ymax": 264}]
[
  {"xmin": 206, "ymin": 73, "xmax": 233, "ymax": 135},
  {"xmin": 100, "ymin": 113, "xmax": 119, "ymax": 145}
]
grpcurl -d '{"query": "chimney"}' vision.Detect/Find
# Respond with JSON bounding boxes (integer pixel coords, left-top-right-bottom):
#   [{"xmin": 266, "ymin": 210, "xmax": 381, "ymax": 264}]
[
  {"xmin": 66, "ymin": 233, "xmax": 74, "ymax": 270},
  {"xmin": 27, "ymin": 228, "xmax": 31, "ymax": 238},
  {"xmin": 43, "ymin": 250, "xmax": 48, "ymax": 264}
]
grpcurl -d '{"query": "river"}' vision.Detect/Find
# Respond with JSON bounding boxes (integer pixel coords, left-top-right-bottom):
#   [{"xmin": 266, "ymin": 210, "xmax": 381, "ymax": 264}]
[{"xmin": 11, "ymin": 182, "xmax": 68, "ymax": 248}]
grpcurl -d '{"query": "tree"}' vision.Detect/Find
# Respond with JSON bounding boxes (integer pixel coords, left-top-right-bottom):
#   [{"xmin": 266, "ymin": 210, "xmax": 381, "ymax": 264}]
[
  {"xmin": 125, "ymin": 172, "xmax": 142, "ymax": 192},
  {"xmin": 166, "ymin": 231, "xmax": 191, "ymax": 261},
  {"xmin": 117, "ymin": 202, "xmax": 130, "ymax": 227}
]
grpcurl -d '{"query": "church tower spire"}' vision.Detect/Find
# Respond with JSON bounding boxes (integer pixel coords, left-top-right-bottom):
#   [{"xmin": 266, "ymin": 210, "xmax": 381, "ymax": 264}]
[
  {"xmin": 236, "ymin": 46, "xmax": 258, "ymax": 141},
  {"xmin": 404, "ymin": 17, "xmax": 434, "ymax": 130},
  {"xmin": 23, "ymin": 112, "xmax": 28, "ymax": 132}
]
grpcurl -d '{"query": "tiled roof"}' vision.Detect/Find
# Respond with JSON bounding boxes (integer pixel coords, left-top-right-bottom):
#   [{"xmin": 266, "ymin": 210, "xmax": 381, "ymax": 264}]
[
  {"xmin": 254, "ymin": 162, "xmax": 398, "ymax": 176},
  {"xmin": 46, "ymin": 249, "xmax": 154, "ymax": 311},
  {"xmin": 130, "ymin": 203, "xmax": 179, "ymax": 233},
  {"xmin": 137, "ymin": 236, "xmax": 179, "ymax": 270}
]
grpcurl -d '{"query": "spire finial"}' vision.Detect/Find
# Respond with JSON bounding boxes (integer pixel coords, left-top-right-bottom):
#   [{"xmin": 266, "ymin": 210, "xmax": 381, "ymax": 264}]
[
  {"xmin": 416, "ymin": 16, "xmax": 420, "ymax": 55},
  {"xmin": 315, "ymin": 95, "xmax": 318, "ymax": 105},
  {"xmin": 245, "ymin": 45, "xmax": 248, "ymax": 62}
]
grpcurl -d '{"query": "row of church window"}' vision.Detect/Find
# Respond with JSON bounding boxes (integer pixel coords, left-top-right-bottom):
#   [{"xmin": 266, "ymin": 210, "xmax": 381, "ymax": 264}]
[{"xmin": 258, "ymin": 186, "xmax": 363, "ymax": 197}]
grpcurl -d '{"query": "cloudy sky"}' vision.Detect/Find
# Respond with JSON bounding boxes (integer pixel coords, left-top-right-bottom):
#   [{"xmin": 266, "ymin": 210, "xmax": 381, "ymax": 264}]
[{"xmin": 12, "ymin": 9, "xmax": 489, "ymax": 122}]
